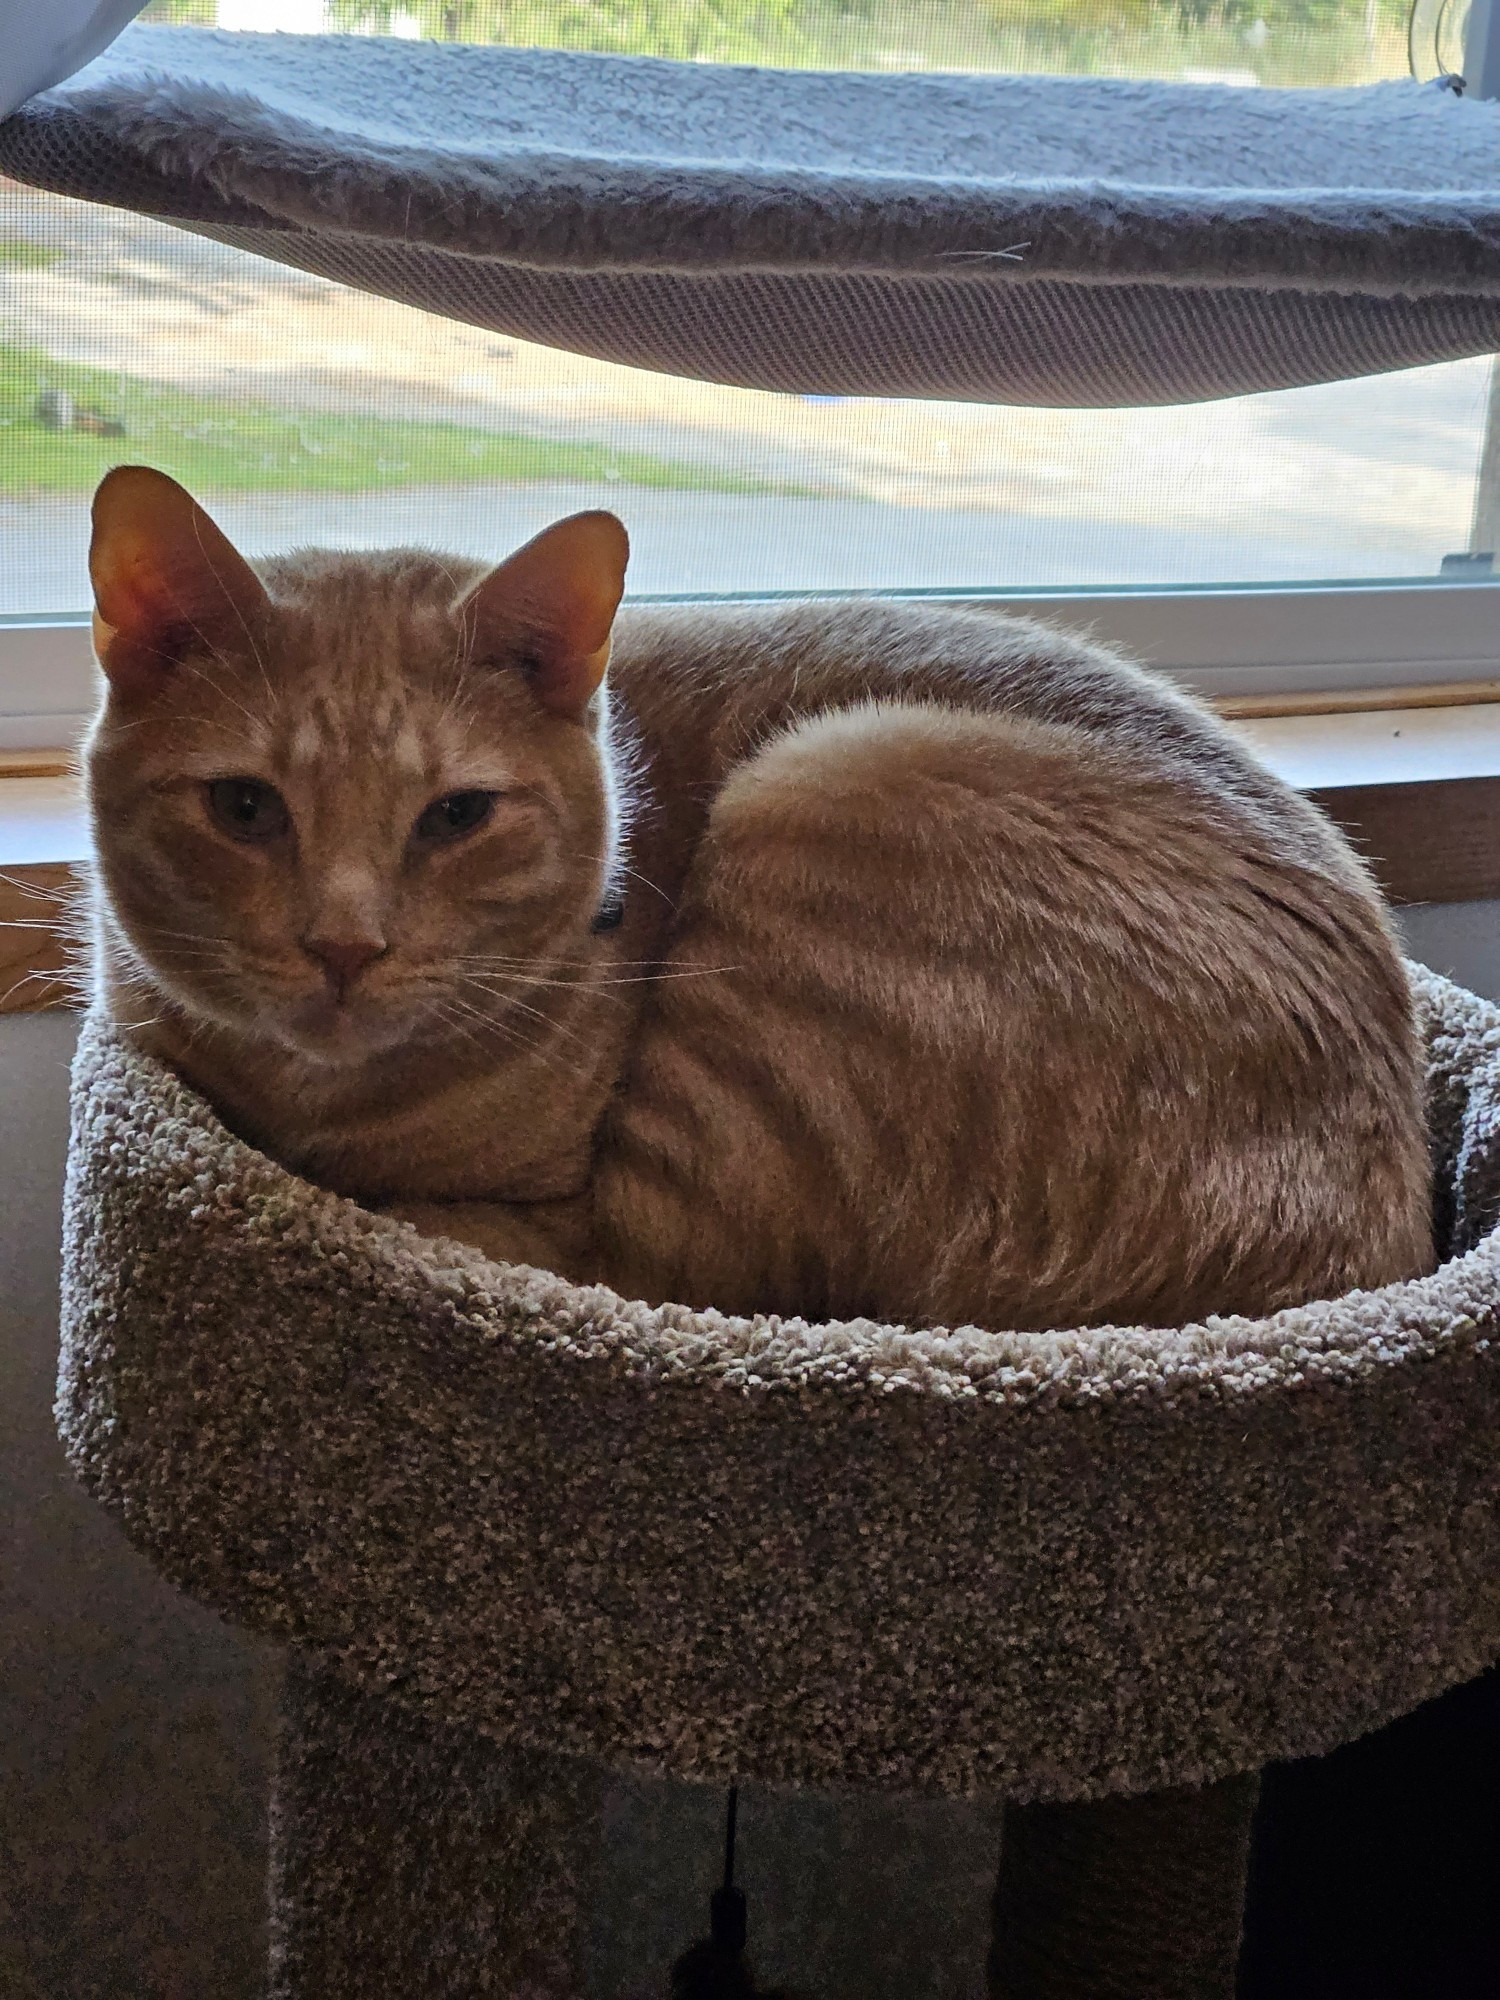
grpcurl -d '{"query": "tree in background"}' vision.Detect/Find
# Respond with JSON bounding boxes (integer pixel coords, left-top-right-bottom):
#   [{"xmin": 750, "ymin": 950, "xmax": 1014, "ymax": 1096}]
[
  {"xmin": 327, "ymin": 2, "xmax": 817, "ymax": 62},
  {"xmin": 141, "ymin": 2, "xmax": 221, "ymax": 20},
  {"xmin": 139, "ymin": 0, "xmax": 1413, "ymax": 85}
]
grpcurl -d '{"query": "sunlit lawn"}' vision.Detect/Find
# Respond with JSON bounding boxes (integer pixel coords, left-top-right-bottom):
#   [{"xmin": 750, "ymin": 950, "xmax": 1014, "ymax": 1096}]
[{"xmin": 0, "ymin": 339, "xmax": 801, "ymax": 499}]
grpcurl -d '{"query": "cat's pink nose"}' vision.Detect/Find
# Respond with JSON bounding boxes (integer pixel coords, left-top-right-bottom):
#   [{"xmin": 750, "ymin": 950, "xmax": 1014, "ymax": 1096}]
[{"xmin": 303, "ymin": 936, "xmax": 385, "ymax": 997}]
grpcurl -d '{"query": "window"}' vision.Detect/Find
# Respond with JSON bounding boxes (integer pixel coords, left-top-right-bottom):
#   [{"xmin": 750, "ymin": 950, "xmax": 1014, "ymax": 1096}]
[
  {"xmin": 158, "ymin": 1, "xmax": 1417, "ymax": 88},
  {"xmin": 3, "ymin": 1, "xmax": 1498, "ymax": 753}
]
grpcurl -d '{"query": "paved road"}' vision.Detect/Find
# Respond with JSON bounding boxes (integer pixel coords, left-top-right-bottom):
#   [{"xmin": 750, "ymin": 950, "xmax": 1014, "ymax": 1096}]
[{"xmin": 0, "ymin": 482, "xmax": 1461, "ymax": 619}]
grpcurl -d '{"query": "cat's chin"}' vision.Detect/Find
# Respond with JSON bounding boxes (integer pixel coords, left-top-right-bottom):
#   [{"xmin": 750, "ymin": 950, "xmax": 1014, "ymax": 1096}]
[{"xmin": 268, "ymin": 992, "xmax": 418, "ymax": 1067}]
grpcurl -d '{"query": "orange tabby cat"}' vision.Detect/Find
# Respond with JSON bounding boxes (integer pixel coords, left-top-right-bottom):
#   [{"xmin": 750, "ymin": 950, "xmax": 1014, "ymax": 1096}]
[{"xmin": 84, "ymin": 466, "xmax": 1432, "ymax": 1330}]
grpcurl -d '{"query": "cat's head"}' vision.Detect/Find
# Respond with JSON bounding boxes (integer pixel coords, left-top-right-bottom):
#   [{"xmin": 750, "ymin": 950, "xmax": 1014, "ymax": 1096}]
[{"xmin": 85, "ymin": 465, "xmax": 630, "ymax": 1065}]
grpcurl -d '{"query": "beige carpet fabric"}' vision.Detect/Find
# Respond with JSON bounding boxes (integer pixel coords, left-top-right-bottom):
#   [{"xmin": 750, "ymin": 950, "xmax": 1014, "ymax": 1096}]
[{"xmin": 59, "ymin": 962, "xmax": 1500, "ymax": 1802}]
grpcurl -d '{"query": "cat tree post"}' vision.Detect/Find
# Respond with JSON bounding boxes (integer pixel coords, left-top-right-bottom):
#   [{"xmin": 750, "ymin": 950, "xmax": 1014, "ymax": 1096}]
[
  {"xmin": 270, "ymin": 1660, "xmax": 605, "ymax": 1997},
  {"xmin": 991, "ymin": 1779, "xmax": 1260, "ymax": 1999},
  {"xmin": 264, "ymin": 1669, "xmax": 1264, "ymax": 2000}
]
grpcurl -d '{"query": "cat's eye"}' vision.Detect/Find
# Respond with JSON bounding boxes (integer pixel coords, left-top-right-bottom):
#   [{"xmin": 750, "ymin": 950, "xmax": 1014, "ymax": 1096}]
[
  {"xmin": 413, "ymin": 790, "xmax": 496, "ymax": 843},
  {"xmin": 206, "ymin": 777, "xmax": 291, "ymax": 843}
]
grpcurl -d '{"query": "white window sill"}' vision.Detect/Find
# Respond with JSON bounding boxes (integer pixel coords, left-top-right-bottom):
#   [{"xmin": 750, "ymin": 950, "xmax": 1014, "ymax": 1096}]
[
  {"xmin": 1228, "ymin": 702, "xmax": 1500, "ymax": 792},
  {"xmin": 0, "ymin": 772, "xmax": 88, "ymax": 867},
  {"xmin": 6, "ymin": 699, "xmax": 1500, "ymax": 858},
  {"xmin": 3, "ymin": 703, "xmax": 1499, "ymax": 870}
]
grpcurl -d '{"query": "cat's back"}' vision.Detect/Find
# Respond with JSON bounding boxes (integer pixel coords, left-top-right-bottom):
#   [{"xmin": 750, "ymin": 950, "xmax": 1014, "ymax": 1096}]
[
  {"xmin": 611, "ymin": 596, "xmax": 1361, "ymax": 888},
  {"xmin": 597, "ymin": 597, "xmax": 1431, "ymax": 1332}
]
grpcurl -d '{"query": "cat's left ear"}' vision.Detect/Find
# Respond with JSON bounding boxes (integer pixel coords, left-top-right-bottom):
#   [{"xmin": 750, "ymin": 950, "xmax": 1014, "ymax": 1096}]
[{"xmin": 461, "ymin": 511, "xmax": 628, "ymax": 721}]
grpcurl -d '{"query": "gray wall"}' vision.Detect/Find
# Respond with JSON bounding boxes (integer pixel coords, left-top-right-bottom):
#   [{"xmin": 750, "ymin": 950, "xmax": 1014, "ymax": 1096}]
[
  {"xmin": 3, "ymin": 900, "xmax": 1494, "ymax": 1994},
  {"xmin": 1, "ymin": 1009, "xmax": 276, "ymax": 2000},
  {"xmin": 1395, "ymin": 898, "xmax": 1500, "ymax": 1001}
]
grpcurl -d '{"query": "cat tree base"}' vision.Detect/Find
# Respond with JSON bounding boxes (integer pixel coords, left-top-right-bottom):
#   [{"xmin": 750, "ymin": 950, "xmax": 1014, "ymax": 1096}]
[
  {"xmin": 57, "ymin": 963, "xmax": 1500, "ymax": 1995},
  {"xmin": 269, "ymin": 1657, "xmax": 1258, "ymax": 1998}
]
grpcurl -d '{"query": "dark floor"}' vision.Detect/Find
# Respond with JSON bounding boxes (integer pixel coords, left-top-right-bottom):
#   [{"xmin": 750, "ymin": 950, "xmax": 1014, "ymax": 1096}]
[{"xmin": 1238, "ymin": 1664, "xmax": 1500, "ymax": 2000}]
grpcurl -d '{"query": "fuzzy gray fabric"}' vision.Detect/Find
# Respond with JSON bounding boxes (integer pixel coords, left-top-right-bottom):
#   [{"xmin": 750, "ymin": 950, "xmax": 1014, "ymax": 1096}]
[
  {"xmin": 57, "ymin": 959, "xmax": 1500, "ymax": 1805},
  {"xmin": 270, "ymin": 1659, "xmax": 605, "ymax": 1998},
  {"xmin": 7, "ymin": 27, "xmax": 1500, "ymax": 404}
]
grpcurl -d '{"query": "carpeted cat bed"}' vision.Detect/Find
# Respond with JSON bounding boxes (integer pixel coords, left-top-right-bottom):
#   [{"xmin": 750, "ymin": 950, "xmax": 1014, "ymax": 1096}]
[
  {"xmin": 58, "ymin": 959, "xmax": 1500, "ymax": 1997},
  {"xmin": 8, "ymin": 27, "xmax": 1500, "ymax": 406}
]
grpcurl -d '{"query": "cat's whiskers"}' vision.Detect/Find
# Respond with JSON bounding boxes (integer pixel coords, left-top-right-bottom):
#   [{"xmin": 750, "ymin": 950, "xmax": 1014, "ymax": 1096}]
[
  {"xmin": 0, "ymin": 966, "xmax": 64, "ymax": 1008},
  {"xmin": 458, "ymin": 948, "xmax": 740, "ymax": 988},
  {"xmin": 129, "ymin": 921, "xmax": 242, "ymax": 976},
  {"xmin": 425, "ymin": 1004, "xmax": 494, "ymax": 1064},
  {"xmin": 454, "ymin": 973, "xmax": 605, "ymax": 1058},
  {"xmin": 461, "ymin": 958, "xmax": 739, "ymax": 993},
  {"xmin": 117, "ymin": 1012, "xmax": 168, "ymax": 1034},
  {"xmin": 218, "ymin": 626, "xmax": 279, "ymax": 724},
  {"xmin": 151, "ymin": 948, "xmax": 225, "ymax": 970},
  {"xmin": 0, "ymin": 868, "xmax": 71, "ymax": 904},
  {"xmin": 140, "ymin": 923, "xmax": 231, "ymax": 948},
  {"xmin": 130, "ymin": 917, "xmax": 314, "ymax": 1016},
  {"xmin": 610, "ymin": 863, "xmax": 674, "ymax": 910},
  {"xmin": 427, "ymin": 993, "xmax": 575, "ymax": 1081},
  {"xmin": 449, "ymin": 986, "xmax": 584, "ymax": 1071},
  {"xmin": 462, "ymin": 964, "xmax": 620, "ymax": 1005},
  {"xmin": 459, "ymin": 948, "xmax": 674, "ymax": 971},
  {"xmin": 175, "ymin": 656, "xmax": 269, "ymax": 737},
  {"xmin": 432, "ymin": 650, "xmax": 483, "ymax": 740},
  {"xmin": 602, "ymin": 964, "xmax": 742, "ymax": 986}
]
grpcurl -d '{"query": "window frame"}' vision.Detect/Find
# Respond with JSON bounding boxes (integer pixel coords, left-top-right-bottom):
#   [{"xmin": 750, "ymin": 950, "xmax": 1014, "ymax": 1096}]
[
  {"xmin": 7, "ymin": 12, "xmax": 1500, "ymax": 749},
  {"xmin": 6, "ymin": 576, "xmax": 1500, "ymax": 753}
]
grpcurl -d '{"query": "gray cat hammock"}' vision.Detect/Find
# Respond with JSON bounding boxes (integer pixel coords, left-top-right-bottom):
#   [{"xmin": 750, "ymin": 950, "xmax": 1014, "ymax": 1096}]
[
  {"xmin": 8, "ymin": 26, "xmax": 1500, "ymax": 405},
  {"xmin": 59, "ymin": 960, "xmax": 1500, "ymax": 1997}
]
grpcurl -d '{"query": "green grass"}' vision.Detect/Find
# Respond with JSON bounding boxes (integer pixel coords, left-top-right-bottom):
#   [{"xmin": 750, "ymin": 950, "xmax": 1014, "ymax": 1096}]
[
  {"xmin": 0, "ymin": 239, "xmax": 59, "ymax": 271},
  {"xmin": 0, "ymin": 340, "xmax": 798, "ymax": 499}
]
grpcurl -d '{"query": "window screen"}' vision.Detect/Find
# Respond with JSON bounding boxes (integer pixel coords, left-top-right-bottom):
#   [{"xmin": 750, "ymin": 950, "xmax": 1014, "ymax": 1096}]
[{"xmin": 2, "ymin": 1, "xmax": 1493, "ymax": 620}]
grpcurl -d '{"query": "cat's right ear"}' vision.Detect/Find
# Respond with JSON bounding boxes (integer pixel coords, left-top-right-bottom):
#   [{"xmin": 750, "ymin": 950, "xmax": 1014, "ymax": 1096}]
[{"xmin": 89, "ymin": 466, "xmax": 269, "ymax": 700}]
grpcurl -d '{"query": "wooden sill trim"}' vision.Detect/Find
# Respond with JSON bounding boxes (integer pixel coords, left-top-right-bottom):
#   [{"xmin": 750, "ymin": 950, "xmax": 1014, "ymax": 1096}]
[
  {"xmin": 13, "ymin": 687, "xmax": 1500, "ymax": 756},
  {"xmin": 1308, "ymin": 776, "xmax": 1500, "ymax": 909},
  {"xmin": 2, "ymin": 683, "xmax": 1498, "ymax": 773},
  {"xmin": 1216, "ymin": 679, "xmax": 1500, "ymax": 720},
  {"xmin": 3, "ymin": 770, "xmax": 1499, "ymax": 1016},
  {"xmin": 0, "ymin": 750, "xmax": 75, "ymax": 780}
]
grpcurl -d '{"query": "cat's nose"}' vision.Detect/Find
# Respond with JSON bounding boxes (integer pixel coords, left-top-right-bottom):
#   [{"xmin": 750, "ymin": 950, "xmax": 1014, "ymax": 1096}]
[{"xmin": 302, "ymin": 935, "xmax": 386, "ymax": 998}]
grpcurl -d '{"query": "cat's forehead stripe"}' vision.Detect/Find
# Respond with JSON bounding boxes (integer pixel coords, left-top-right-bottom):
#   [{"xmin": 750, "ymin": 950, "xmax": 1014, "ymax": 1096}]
[
  {"xmin": 281, "ymin": 698, "xmax": 430, "ymax": 778},
  {"xmin": 391, "ymin": 720, "xmax": 428, "ymax": 777}
]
